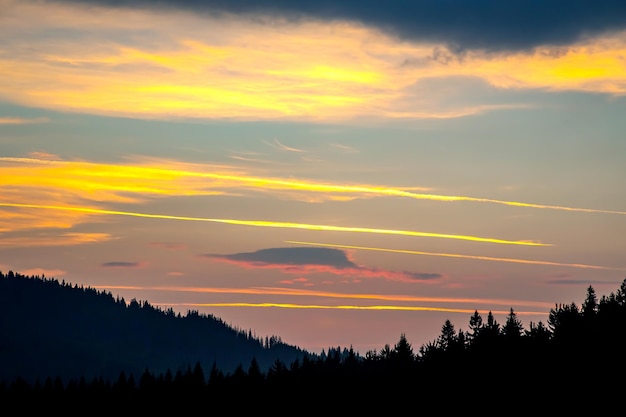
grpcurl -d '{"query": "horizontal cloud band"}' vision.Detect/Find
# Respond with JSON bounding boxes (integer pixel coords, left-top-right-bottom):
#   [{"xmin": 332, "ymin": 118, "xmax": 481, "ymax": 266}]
[{"xmin": 0, "ymin": 202, "xmax": 549, "ymax": 246}]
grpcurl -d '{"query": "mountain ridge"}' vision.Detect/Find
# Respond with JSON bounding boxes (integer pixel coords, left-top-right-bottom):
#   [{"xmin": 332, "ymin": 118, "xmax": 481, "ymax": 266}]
[{"xmin": 0, "ymin": 270, "xmax": 311, "ymax": 384}]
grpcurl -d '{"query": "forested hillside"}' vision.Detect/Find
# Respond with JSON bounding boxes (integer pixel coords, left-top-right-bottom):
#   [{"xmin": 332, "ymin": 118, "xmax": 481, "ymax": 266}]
[
  {"xmin": 0, "ymin": 271, "xmax": 309, "ymax": 384},
  {"xmin": 2, "ymin": 271, "xmax": 625, "ymax": 411}
]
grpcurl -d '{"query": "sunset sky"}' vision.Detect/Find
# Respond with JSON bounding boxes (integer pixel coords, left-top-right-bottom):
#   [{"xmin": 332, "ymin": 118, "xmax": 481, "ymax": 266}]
[{"xmin": 2, "ymin": 0, "xmax": 626, "ymax": 355}]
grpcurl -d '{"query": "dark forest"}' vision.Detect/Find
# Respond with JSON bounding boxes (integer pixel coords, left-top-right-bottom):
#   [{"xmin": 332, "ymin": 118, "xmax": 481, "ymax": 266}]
[{"xmin": 1, "ymin": 270, "xmax": 625, "ymax": 411}]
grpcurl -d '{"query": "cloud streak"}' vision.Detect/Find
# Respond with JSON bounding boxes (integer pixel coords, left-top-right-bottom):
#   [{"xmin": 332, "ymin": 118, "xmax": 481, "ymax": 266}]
[
  {"xmin": 0, "ymin": 232, "xmax": 113, "ymax": 247},
  {"xmin": 93, "ymin": 284, "xmax": 554, "ymax": 311},
  {"xmin": 2, "ymin": 157, "xmax": 623, "ymax": 217},
  {"xmin": 94, "ymin": 285, "xmax": 554, "ymax": 314},
  {"xmin": 101, "ymin": 261, "xmax": 145, "ymax": 268},
  {"xmin": 266, "ymin": 139, "xmax": 307, "ymax": 153},
  {"xmin": 286, "ymin": 241, "xmax": 626, "ymax": 271},
  {"xmin": 0, "ymin": 202, "xmax": 550, "ymax": 246},
  {"xmin": 0, "ymin": 117, "xmax": 49, "ymax": 125},
  {"xmin": 0, "ymin": 156, "xmax": 433, "ymax": 205},
  {"xmin": 175, "ymin": 302, "xmax": 547, "ymax": 316},
  {"xmin": 203, "ymin": 246, "xmax": 440, "ymax": 282},
  {"xmin": 2, "ymin": 156, "xmax": 621, "ymax": 250}
]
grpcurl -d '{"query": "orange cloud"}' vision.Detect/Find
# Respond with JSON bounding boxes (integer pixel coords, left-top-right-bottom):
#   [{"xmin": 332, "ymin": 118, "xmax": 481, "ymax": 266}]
[
  {"xmin": 93, "ymin": 284, "xmax": 554, "ymax": 312},
  {"xmin": 2, "ymin": 1, "xmax": 626, "ymax": 124},
  {"xmin": 18, "ymin": 268, "xmax": 66, "ymax": 278}
]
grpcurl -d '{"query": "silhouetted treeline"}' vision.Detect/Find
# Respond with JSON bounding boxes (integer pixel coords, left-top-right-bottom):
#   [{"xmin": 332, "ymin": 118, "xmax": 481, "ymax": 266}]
[
  {"xmin": 1, "ymin": 271, "xmax": 625, "ymax": 411},
  {"xmin": 0, "ymin": 270, "xmax": 308, "ymax": 386}
]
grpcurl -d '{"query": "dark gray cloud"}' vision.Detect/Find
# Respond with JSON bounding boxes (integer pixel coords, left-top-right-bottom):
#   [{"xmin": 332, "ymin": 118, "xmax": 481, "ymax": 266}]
[
  {"xmin": 56, "ymin": 0, "xmax": 626, "ymax": 51},
  {"xmin": 203, "ymin": 246, "xmax": 441, "ymax": 282},
  {"xmin": 204, "ymin": 247, "xmax": 356, "ymax": 267},
  {"xmin": 101, "ymin": 261, "xmax": 143, "ymax": 268}
]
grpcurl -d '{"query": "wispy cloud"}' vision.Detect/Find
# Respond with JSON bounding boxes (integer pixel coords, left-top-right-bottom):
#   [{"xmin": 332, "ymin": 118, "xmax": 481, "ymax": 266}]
[
  {"xmin": 0, "ymin": 117, "xmax": 49, "ymax": 125},
  {"xmin": 101, "ymin": 261, "xmax": 145, "ymax": 268},
  {"xmin": 174, "ymin": 302, "xmax": 546, "ymax": 315},
  {"xmin": 265, "ymin": 139, "xmax": 307, "ymax": 153},
  {"xmin": 0, "ymin": 156, "xmax": 434, "ymax": 207},
  {"xmin": 2, "ymin": 156, "xmax": 621, "ymax": 252},
  {"xmin": 330, "ymin": 143, "xmax": 359, "ymax": 153},
  {"xmin": 27, "ymin": 151, "xmax": 60, "ymax": 160},
  {"xmin": 18, "ymin": 268, "xmax": 66, "ymax": 278},
  {"xmin": 0, "ymin": 202, "xmax": 550, "ymax": 246},
  {"xmin": 93, "ymin": 284, "xmax": 554, "ymax": 312},
  {"xmin": 149, "ymin": 241, "xmax": 187, "ymax": 250},
  {"xmin": 202, "ymin": 246, "xmax": 441, "ymax": 282},
  {"xmin": 286, "ymin": 241, "xmax": 626, "ymax": 271},
  {"xmin": 0, "ymin": 232, "xmax": 113, "ymax": 247},
  {"xmin": 95, "ymin": 285, "xmax": 554, "ymax": 309},
  {"xmin": 3, "ymin": 157, "xmax": 621, "ymax": 217}
]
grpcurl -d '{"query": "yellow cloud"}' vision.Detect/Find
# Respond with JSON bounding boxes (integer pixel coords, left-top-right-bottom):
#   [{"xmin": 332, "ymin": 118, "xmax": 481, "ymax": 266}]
[
  {"xmin": 453, "ymin": 43, "xmax": 626, "ymax": 94},
  {"xmin": 0, "ymin": 157, "xmax": 230, "ymax": 207},
  {"xmin": 177, "ymin": 302, "xmax": 544, "ymax": 315},
  {"xmin": 4, "ymin": 156, "xmax": 623, "ymax": 215},
  {"xmin": 1, "ymin": 156, "xmax": 621, "ymax": 237},
  {"xmin": 0, "ymin": 202, "xmax": 547, "ymax": 246},
  {"xmin": 2, "ymin": 1, "xmax": 625, "ymax": 122}
]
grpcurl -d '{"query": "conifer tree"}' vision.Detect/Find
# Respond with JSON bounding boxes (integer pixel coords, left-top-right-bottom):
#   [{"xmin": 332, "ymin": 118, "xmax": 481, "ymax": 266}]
[
  {"xmin": 437, "ymin": 320, "xmax": 457, "ymax": 351},
  {"xmin": 582, "ymin": 286, "xmax": 598, "ymax": 318},
  {"xmin": 393, "ymin": 333, "xmax": 414, "ymax": 364},
  {"xmin": 468, "ymin": 310, "xmax": 483, "ymax": 340},
  {"xmin": 502, "ymin": 308, "xmax": 523, "ymax": 339}
]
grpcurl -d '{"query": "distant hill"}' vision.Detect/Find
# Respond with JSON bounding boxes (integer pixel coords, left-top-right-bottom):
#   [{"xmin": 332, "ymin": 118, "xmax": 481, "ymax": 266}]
[{"xmin": 0, "ymin": 270, "xmax": 310, "ymax": 384}]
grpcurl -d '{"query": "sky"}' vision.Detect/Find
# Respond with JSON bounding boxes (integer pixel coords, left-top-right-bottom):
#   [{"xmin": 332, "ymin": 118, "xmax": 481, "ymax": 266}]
[{"xmin": 1, "ymin": 0, "xmax": 626, "ymax": 355}]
